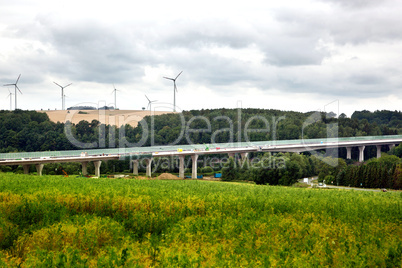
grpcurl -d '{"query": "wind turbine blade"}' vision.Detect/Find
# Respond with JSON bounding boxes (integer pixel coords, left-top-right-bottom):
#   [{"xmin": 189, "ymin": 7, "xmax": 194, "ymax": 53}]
[
  {"xmin": 3, "ymin": 83, "xmax": 13, "ymax": 86},
  {"xmin": 163, "ymin": 76, "xmax": 174, "ymax": 81},
  {"xmin": 53, "ymin": 82, "xmax": 62, "ymax": 88},
  {"xmin": 175, "ymin": 71, "xmax": 183, "ymax": 80},
  {"xmin": 174, "ymin": 83, "xmax": 178, "ymax": 92},
  {"xmin": 64, "ymin": 83, "xmax": 72, "ymax": 88},
  {"xmin": 16, "ymin": 85, "xmax": 22, "ymax": 94},
  {"xmin": 15, "ymin": 74, "xmax": 21, "ymax": 84}
]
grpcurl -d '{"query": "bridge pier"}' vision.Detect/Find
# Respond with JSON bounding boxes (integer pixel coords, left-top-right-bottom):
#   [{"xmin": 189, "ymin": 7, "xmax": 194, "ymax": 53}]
[
  {"xmin": 179, "ymin": 155, "xmax": 185, "ymax": 179},
  {"xmin": 145, "ymin": 158, "xmax": 153, "ymax": 177},
  {"xmin": 240, "ymin": 152, "xmax": 249, "ymax": 165},
  {"xmin": 132, "ymin": 160, "xmax": 138, "ymax": 175},
  {"xmin": 376, "ymin": 145, "xmax": 382, "ymax": 158},
  {"xmin": 35, "ymin": 164, "xmax": 44, "ymax": 176},
  {"xmin": 81, "ymin": 162, "xmax": 88, "ymax": 176},
  {"xmin": 228, "ymin": 153, "xmax": 235, "ymax": 158},
  {"xmin": 23, "ymin": 165, "xmax": 30, "ymax": 174},
  {"xmin": 94, "ymin": 161, "xmax": 102, "ymax": 177},
  {"xmin": 388, "ymin": 144, "xmax": 395, "ymax": 151},
  {"xmin": 358, "ymin": 146, "xmax": 365, "ymax": 162},
  {"xmin": 346, "ymin": 147, "xmax": 352, "ymax": 159},
  {"xmin": 191, "ymin": 154, "xmax": 199, "ymax": 179}
]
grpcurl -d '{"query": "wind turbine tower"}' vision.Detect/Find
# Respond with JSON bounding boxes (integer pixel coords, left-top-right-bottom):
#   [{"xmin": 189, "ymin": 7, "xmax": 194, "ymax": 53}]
[
  {"xmin": 7, "ymin": 89, "xmax": 13, "ymax": 111},
  {"xmin": 63, "ymin": 94, "xmax": 68, "ymax": 109},
  {"xmin": 54, "ymin": 82, "xmax": 72, "ymax": 110},
  {"xmin": 3, "ymin": 74, "xmax": 22, "ymax": 110},
  {"xmin": 145, "ymin": 95, "xmax": 157, "ymax": 114},
  {"xmin": 163, "ymin": 71, "xmax": 182, "ymax": 112}
]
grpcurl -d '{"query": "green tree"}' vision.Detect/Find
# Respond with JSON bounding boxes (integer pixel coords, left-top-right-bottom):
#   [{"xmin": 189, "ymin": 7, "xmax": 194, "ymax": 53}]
[{"xmin": 222, "ymin": 157, "xmax": 238, "ymax": 181}]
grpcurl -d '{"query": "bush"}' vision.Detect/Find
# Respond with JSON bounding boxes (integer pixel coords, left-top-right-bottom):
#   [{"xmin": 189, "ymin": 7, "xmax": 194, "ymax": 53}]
[
  {"xmin": 201, "ymin": 166, "xmax": 214, "ymax": 174},
  {"xmin": 0, "ymin": 166, "xmax": 12, "ymax": 172},
  {"xmin": 390, "ymin": 144, "xmax": 402, "ymax": 158},
  {"xmin": 318, "ymin": 171, "xmax": 328, "ymax": 182},
  {"xmin": 324, "ymin": 175, "xmax": 335, "ymax": 184}
]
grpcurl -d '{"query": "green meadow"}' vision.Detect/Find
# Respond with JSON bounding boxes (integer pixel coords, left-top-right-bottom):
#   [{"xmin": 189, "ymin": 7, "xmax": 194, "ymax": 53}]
[{"xmin": 0, "ymin": 174, "xmax": 401, "ymax": 267}]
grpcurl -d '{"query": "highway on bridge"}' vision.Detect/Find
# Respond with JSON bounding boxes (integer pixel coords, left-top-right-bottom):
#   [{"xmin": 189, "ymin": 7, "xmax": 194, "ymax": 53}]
[{"xmin": 0, "ymin": 135, "xmax": 401, "ymax": 178}]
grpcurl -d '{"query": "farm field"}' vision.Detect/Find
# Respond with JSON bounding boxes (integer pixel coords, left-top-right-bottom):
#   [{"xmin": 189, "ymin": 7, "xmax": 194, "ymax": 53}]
[
  {"xmin": 41, "ymin": 109, "xmax": 174, "ymax": 127},
  {"xmin": 0, "ymin": 174, "xmax": 401, "ymax": 267}
]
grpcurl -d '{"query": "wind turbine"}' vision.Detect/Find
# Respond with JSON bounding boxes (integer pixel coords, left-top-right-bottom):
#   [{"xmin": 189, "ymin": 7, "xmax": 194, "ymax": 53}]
[
  {"xmin": 163, "ymin": 71, "xmax": 182, "ymax": 112},
  {"xmin": 6, "ymin": 89, "xmax": 13, "ymax": 111},
  {"xmin": 53, "ymin": 82, "xmax": 72, "ymax": 110},
  {"xmin": 3, "ymin": 74, "xmax": 22, "ymax": 110},
  {"xmin": 111, "ymin": 84, "xmax": 118, "ymax": 109},
  {"xmin": 145, "ymin": 95, "xmax": 157, "ymax": 113}
]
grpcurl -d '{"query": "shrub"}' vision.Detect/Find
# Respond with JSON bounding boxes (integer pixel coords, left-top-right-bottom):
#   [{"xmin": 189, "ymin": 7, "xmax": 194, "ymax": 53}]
[
  {"xmin": 324, "ymin": 175, "xmax": 335, "ymax": 184},
  {"xmin": 201, "ymin": 166, "xmax": 214, "ymax": 174}
]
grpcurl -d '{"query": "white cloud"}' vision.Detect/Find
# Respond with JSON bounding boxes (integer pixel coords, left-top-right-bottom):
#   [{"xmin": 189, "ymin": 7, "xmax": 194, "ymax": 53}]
[{"xmin": 0, "ymin": 0, "xmax": 401, "ymax": 116}]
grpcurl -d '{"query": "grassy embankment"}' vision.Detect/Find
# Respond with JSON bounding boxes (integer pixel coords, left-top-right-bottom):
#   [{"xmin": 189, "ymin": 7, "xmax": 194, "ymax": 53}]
[{"xmin": 0, "ymin": 173, "xmax": 401, "ymax": 267}]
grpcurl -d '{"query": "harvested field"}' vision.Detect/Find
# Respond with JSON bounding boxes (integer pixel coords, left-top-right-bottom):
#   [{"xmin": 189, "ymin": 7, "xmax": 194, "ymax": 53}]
[{"xmin": 41, "ymin": 109, "xmax": 174, "ymax": 127}]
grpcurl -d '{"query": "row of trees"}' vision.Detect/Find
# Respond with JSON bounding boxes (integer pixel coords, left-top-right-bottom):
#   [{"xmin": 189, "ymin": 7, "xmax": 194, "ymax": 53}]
[
  {"xmin": 336, "ymin": 155, "xmax": 402, "ymax": 189},
  {"xmin": 220, "ymin": 147, "xmax": 402, "ymax": 189},
  {"xmin": 222, "ymin": 152, "xmax": 317, "ymax": 186},
  {"xmin": 351, "ymin": 110, "xmax": 402, "ymax": 128}
]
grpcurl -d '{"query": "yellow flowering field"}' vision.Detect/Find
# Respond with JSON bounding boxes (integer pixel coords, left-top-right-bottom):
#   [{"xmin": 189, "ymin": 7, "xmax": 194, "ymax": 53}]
[{"xmin": 0, "ymin": 173, "xmax": 401, "ymax": 267}]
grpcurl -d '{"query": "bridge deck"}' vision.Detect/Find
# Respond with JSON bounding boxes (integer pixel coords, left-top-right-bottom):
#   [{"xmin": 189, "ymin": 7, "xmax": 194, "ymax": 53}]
[{"xmin": 0, "ymin": 135, "xmax": 401, "ymax": 165}]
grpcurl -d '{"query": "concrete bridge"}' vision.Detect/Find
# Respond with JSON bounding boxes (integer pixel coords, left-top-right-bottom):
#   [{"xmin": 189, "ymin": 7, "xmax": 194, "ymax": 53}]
[{"xmin": 0, "ymin": 135, "xmax": 401, "ymax": 178}]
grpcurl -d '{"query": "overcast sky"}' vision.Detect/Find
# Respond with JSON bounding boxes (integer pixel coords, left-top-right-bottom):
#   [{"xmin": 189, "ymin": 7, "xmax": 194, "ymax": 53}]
[{"xmin": 1, "ymin": 0, "xmax": 401, "ymax": 117}]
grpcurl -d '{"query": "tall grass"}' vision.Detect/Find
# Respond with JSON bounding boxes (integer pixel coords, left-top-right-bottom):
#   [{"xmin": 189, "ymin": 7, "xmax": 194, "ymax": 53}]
[{"xmin": 0, "ymin": 173, "xmax": 401, "ymax": 267}]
